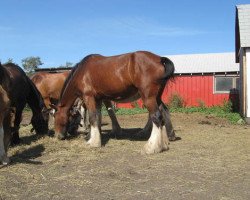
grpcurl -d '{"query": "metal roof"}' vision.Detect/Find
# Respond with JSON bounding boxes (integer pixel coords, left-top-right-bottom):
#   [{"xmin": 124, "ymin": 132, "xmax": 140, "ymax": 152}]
[
  {"xmin": 235, "ymin": 4, "xmax": 250, "ymax": 62},
  {"xmin": 165, "ymin": 52, "xmax": 239, "ymax": 74},
  {"xmin": 35, "ymin": 53, "xmax": 239, "ymax": 75}
]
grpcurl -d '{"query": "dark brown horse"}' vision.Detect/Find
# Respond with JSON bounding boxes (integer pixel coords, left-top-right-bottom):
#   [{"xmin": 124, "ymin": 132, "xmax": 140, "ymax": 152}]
[
  {"xmin": 54, "ymin": 51, "xmax": 175, "ymax": 154},
  {"xmin": 0, "ymin": 63, "xmax": 48, "ymax": 145}
]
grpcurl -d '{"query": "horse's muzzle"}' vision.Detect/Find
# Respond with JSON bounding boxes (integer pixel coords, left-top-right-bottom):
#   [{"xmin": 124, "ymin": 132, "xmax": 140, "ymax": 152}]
[{"xmin": 56, "ymin": 132, "xmax": 66, "ymax": 140}]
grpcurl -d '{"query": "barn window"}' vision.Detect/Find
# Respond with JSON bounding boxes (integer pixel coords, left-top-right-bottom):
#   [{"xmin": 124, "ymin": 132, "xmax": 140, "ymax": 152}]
[{"xmin": 214, "ymin": 76, "xmax": 239, "ymax": 93}]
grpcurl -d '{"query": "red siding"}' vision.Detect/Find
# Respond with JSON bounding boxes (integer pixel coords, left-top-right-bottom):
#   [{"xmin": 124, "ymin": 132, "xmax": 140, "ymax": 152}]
[{"xmin": 116, "ymin": 75, "xmax": 236, "ymax": 108}]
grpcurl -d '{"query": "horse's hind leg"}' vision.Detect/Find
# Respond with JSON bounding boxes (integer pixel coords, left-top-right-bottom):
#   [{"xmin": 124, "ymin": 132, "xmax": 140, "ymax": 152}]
[
  {"xmin": 85, "ymin": 97, "xmax": 102, "ymax": 147},
  {"xmin": 103, "ymin": 100, "xmax": 122, "ymax": 138},
  {"xmin": 142, "ymin": 97, "xmax": 169, "ymax": 154},
  {"xmin": 137, "ymin": 102, "xmax": 176, "ymax": 141},
  {"xmin": 159, "ymin": 101, "xmax": 176, "ymax": 141}
]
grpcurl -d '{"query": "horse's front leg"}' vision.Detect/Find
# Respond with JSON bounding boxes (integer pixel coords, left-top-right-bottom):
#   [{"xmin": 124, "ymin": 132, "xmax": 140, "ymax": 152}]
[{"xmin": 85, "ymin": 98, "xmax": 102, "ymax": 147}]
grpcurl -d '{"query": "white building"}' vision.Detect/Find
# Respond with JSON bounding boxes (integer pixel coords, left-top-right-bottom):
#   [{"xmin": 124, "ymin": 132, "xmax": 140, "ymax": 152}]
[{"xmin": 235, "ymin": 4, "xmax": 250, "ymax": 124}]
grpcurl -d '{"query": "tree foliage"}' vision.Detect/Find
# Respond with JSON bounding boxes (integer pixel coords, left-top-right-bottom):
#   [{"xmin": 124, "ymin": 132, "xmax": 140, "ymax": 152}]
[{"xmin": 22, "ymin": 56, "xmax": 43, "ymax": 73}]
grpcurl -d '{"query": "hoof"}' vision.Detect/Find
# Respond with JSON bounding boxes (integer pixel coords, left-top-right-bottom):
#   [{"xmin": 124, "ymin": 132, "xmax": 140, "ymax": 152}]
[
  {"xmin": 1, "ymin": 155, "xmax": 10, "ymax": 165},
  {"xmin": 141, "ymin": 142, "xmax": 162, "ymax": 155},
  {"xmin": 86, "ymin": 140, "xmax": 101, "ymax": 148},
  {"xmin": 169, "ymin": 136, "xmax": 182, "ymax": 141},
  {"xmin": 57, "ymin": 133, "xmax": 66, "ymax": 140}
]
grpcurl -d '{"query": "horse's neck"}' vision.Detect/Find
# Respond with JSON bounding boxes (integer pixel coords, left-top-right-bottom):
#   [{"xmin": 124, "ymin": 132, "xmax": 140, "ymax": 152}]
[
  {"xmin": 59, "ymin": 91, "xmax": 78, "ymax": 112},
  {"xmin": 60, "ymin": 76, "xmax": 79, "ymax": 111}
]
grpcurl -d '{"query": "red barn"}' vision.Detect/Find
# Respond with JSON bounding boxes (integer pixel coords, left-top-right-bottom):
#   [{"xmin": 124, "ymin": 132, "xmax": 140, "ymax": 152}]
[{"xmin": 117, "ymin": 52, "xmax": 239, "ymax": 108}]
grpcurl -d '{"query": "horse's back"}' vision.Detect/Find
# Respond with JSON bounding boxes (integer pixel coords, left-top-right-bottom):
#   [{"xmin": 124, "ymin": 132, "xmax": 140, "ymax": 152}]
[
  {"xmin": 71, "ymin": 51, "xmax": 167, "ymax": 100},
  {"xmin": 31, "ymin": 71, "xmax": 70, "ymax": 102}
]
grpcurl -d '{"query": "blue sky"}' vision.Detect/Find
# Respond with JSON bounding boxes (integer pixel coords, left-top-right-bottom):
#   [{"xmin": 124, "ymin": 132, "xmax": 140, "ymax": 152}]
[{"xmin": 0, "ymin": 0, "xmax": 249, "ymax": 68}]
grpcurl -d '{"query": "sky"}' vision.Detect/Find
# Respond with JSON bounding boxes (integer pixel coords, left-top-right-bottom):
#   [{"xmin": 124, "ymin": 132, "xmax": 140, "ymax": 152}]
[{"xmin": 0, "ymin": 0, "xmax": 249, "ymax": 68}]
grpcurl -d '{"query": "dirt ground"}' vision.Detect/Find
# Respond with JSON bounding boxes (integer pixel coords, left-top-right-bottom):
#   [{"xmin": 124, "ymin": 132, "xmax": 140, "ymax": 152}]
[{"xmin": 0, "ymin": 111, "xmax": 250, "ymax": 200}]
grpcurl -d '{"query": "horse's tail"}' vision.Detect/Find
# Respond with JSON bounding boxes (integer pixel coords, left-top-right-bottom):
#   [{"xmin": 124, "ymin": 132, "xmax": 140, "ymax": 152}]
[{"xmin": 160, "ymin": 57, "xmax": 175, "ymax": 81}]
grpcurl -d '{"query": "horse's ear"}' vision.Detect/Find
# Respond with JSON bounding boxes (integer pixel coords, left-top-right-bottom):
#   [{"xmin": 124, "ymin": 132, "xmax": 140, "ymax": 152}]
[{"xmin": 50, "ymin": 104, "xmax": 58, "ymax": 111}]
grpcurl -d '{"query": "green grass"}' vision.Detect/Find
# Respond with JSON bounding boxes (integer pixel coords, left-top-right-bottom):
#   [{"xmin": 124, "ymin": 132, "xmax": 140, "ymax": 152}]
[
  {"xmin": 24, "ymin": 103, "xmax": 243, "ymax": 124},
  {"xmin": 169, "ymin": 106, "xmax": 242, "ymax": 124},
  {"xmin": 102, "ymin": 105, "xmax": 243, "ymax": 124}
]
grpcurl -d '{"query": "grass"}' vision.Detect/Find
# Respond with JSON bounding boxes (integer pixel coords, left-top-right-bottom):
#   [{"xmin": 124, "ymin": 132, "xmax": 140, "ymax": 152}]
[
  {"xmin": 25, "ymin": 102, "xmax": 243, "ymax": 124},
  {"xmin": 102, "ymin": 105, "xmax": 243, "ymax": 124},
  {"xmin": 169, "ymin": 106, "xmax": 242, "ymax": 124}
]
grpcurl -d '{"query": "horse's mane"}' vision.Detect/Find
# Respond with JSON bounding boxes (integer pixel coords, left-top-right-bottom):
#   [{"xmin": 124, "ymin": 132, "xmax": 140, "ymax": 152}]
[
  {"xmin": 60, "ymin": 54, "xmax": 98, "ymax": 100},
  {"xmin": 60, "ymin": 63, "xmax": 79, "ymax": 100}
]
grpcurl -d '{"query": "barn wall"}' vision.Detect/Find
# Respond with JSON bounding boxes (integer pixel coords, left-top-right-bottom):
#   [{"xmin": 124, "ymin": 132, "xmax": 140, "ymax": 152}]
[
  {"xmin": 116, "ymin": 75, "xmax": 237, "ymax": 108},
  {"xmin": 162, "ymin": 75, "xmax": 233, "ymax": 107}
]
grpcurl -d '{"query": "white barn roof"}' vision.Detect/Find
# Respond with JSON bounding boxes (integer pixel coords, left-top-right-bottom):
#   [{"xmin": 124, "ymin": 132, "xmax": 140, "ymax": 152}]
[
  {"xmin": 235, "ymin": 4, "xmax": 250, "ymax": 62},
  {"xmin": 164, "ymin": 52, "xmax": 239, "ymax": 74}
]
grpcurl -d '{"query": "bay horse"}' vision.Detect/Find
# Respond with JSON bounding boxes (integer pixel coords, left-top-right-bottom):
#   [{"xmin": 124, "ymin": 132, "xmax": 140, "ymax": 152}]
[
  {"xmin": 0, "ymin": 63, "xmax": 49, "ymax": 145},
  {"xmin": 54, "ymin": 51, "xmax": 175, "ymax": 154},
  {"xmin": 31, "ymin": 70, "xmax": 122, "ymax": 135},
  {"xmin": 30, "ymin": 71, "xmax": 70, "ymax": 108},
  {"xmin": 31, "ymin": 71, "xmax": 91, "ymax": 132}
]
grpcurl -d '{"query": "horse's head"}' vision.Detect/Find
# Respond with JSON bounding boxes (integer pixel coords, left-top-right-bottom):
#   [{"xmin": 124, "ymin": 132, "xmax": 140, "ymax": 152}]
[
  {"xmin": 52, "ymin": 104, "xmax": 70, "ymax": 140},
  {"xmin": 41, "ymin": 106, "xmax": 51, "ymax": 122},
  {"xmin": 53, "ymin": 102, "xmax": 83, "ymax": 139},
  {"xmin": 67, "ymin": 104, "xmax": 82, "ymax": 135}
]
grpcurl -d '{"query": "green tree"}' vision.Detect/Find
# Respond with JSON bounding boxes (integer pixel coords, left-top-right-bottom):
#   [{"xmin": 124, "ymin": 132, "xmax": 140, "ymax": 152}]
[
  {"xmin": 22, "ymin": 56, "xmax": 43, "ymax": 73},
  {"xmin": 6, "ymin": 58, "xmax": 13, "ymax": 63}
]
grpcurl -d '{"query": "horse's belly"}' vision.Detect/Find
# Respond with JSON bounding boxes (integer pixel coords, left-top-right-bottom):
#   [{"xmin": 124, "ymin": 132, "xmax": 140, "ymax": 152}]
[{"xmin": 113, "ymin": 92, "xmax": 140, "ymax": 103}]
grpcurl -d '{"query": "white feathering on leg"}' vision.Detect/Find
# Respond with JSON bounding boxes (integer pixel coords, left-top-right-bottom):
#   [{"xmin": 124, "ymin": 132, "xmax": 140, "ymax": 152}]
[
  {"xmin": 142, "ymin": 122, "xmax": 163, "ymax": 154},
  {"xmin": 87, "ymin": 125, "xmax": 101, "ymax": 147}
]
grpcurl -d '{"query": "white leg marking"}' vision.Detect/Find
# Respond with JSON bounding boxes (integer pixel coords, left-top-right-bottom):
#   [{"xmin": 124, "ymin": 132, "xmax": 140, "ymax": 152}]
[
  {"xmin": 161, "ymin": 125, "xmax": 169, "ymax": 151},
  {"xmin": 49, "ymin": 109, "xmax": 55, "ymax": 129},
  {"xmin": 78, "ymin": 106, "xmax": 89, "ymax": 132},
  {"xmin": 0, "ymin": 126, "xmax": 9, "ymax": 165},
  {"xmin": 143, "ymin": 122, "xmax": 163, "ymax": 154},
  {"xmin": 86, "ymin": 125, "xmax": 101, "ymax": 147}
]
